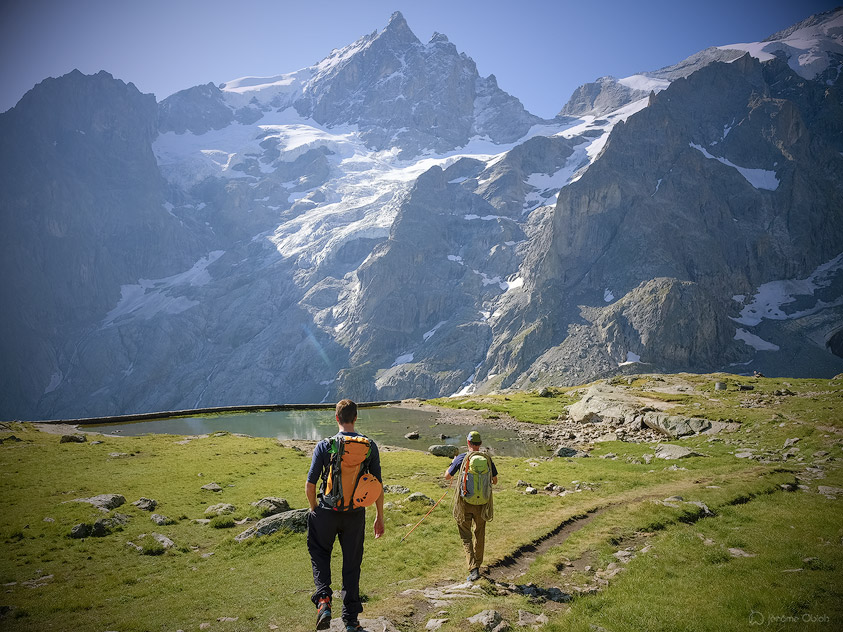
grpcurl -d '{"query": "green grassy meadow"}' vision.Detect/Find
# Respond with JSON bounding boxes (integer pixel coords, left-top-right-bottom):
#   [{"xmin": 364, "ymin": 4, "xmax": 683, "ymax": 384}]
[{"xmin": 1, "ymin": 374, "xmax": 841, "ymax": 631}]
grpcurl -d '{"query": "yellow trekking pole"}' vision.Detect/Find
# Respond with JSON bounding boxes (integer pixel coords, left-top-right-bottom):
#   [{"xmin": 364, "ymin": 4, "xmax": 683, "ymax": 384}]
[{"xmin": 400, "ymin": 480, "xmax": 452, "ymax": 543}]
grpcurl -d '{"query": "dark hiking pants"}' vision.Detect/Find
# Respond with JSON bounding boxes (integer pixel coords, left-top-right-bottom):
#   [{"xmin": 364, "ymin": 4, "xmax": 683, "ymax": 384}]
[{"xmin": 307, "ymin": 506, "xmax": 365, "ymax": 621}]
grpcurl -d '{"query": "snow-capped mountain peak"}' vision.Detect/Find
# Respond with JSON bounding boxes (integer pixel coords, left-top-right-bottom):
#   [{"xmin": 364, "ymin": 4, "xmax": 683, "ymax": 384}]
[
  {"xmin": 7, "ymin": 7, "xmax": 843, "ymax": 421},
  {"xmin": 718, "ymin": 6, "xmax": 843, "ymax": 81}
]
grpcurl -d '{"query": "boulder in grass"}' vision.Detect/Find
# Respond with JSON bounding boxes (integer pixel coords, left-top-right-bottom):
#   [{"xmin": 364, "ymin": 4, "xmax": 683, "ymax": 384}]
[
  {"xmin": 132, "ymin": 497, "xmax": 157, "ymax": 511},
  {"xmin": 384, "ymin": 485, "xmax": 410, "ymax": 495},
  {"xmin": 60, "ymin": 434, "xmax": 87, "ymax": 443},
  {"xmin": 70, "ymin": 523, "xmax": 91, "ymax": 538},
  {"xmin": 405, "ymin": 492, "xmax": 434, "ymax": 505},
  {"xmin": 200, "ymin": 482, "xmax": 223, "ymax": 492},
  {"xmin": 234, "ymin": 509, "xmax": 309, "ymax": 541},
  {"xmin": 151, "ymin": 514, "xmax": 174, "ymax": 526},
  {"xmin": 73, "ymin": 494, "xmax": 126, "ymax": 511},
  {"xmin": 91, "ymin": 519, "xmax": 112, "ymax": 537},
  {"xmin": 428, "ymin": 445, "xmax": 459, "ymax": 458},
  {"xmin": 467, "ymin": 610, "xmax": 502, "ymax": 630},
  {"xmin": 250, "ymin": 497, "xmax": 289, "ymax": 516},
  {"xmin": 205, "ymin": 503, "xmax": 237, "ymax": 516},
  {"xmin": 654, "ymin": 444, "xmax": 702, "ymax": 460},
  {"xmin": 553, "ymin": 446, "xmax": 589, "ymax": 458}
]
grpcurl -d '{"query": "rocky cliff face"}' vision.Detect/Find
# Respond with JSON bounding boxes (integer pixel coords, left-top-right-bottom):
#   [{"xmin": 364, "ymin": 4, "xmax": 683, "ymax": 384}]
[
  {"xmin": 293, "ymin": 12, "xmax": 541, "ymax": 155},
  {"xmin": 483, "ymin": 52, "xmax": 843, "ymax": 390},
  {"xmin": 3, "ymin": 10, "xmax": 842, "ymax": 420},
  {"xmin": 0, "ymin": 70, "xmax": 205, "ymax": 417}
]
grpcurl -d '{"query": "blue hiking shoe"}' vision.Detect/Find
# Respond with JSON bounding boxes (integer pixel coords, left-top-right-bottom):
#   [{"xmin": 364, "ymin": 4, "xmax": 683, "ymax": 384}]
[
  {"xmin": 345, "ymin": 621, "xmax": 364, "ymax": 632},
  {"xmin": 315, "ymin": 597, "xmax": 331, "ymax": 630}
]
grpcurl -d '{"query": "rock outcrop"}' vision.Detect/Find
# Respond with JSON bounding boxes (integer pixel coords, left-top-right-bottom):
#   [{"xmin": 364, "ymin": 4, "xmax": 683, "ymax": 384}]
[
  {"xmin": 429, "ymin": 445, "xmax": 460, "ymax": 458},
  {"xmin": 234, "ymin": 508, "xmax": 309, "ymax": 541}
]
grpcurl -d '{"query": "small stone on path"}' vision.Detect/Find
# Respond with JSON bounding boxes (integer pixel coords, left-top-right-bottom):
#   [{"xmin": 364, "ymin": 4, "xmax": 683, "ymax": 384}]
[{"xmin": 467, "ymin": 609, "xmax": 502, "ymax": 630}]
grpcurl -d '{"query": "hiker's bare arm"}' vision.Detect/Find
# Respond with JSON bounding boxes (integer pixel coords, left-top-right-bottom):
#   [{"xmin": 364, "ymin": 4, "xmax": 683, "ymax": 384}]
[
  {"xmin": 492, "ymin": 476, "xmax": 498, "ymax": 484},
  {"xmin": 374, "ymin": 489, "xmax": 385, "ymax": 538},
  {"xmin": 444, "ymin": 468, "xmax": 453, "ymax": 480},
  {"xmin": 305, "ymin": 482, "xmax": 317, "ymax": 511}
]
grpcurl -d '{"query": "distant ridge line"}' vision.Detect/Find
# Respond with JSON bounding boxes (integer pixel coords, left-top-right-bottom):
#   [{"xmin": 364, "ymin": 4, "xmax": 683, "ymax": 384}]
[{"xmin": 31, "ymin": 401, "xmax": 404, "ymax": 426}]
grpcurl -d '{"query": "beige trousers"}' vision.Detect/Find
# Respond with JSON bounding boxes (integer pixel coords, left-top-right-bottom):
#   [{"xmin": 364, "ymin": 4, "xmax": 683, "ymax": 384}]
[{"xmin": 456, "ymin": 502, "xmax": 487, "ymax": 571}]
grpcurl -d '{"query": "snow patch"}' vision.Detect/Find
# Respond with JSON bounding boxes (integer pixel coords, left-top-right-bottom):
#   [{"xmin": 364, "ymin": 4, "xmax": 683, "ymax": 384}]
[
  {"xmin": 618, "ymin": 74, "xmax": 671, "ymax": 93},
  {"xmin": 103, "ymin": 251, "xmax": 225, "ymax": 326},
  {"xmin": 464, "ymin": 214, "xmax": 507, "ymax": 221},
  {"xmin": 505, "ymin": 277, "xmax": 524, "ymax": 291},
  {"xmin": 392, "ymin": 353, "xmax": 414, "ymax": 367},
  {"xmin": 44, "ymin": 371, "xmax": 63, "ymax": 395},
  {"xmin": 449, "ymin": 362, "xmax": 483, "ymax": 397},
  {"xmin": 423, "ymin": 321, "xmax": 447, "ymax": 342},
  {"xmin": 734, "ymin": 328, "xmax": 780, "ymax": 352},
  {"xmin": 690, "ymin": 143, "xmax": 779, "ymax": 190},
  {"xmin": 718, "ymin": 11, "xmax": 843, "ymax": 80},
  {"xmin": 732, "ymin": 252, "xmax": 843, "ymax": 326},
  {"xmin": 473, "ymin": 270, "xmax": 522, "ymax": 291},
  {"xmin": 604, "ymin": 289, "xmax": 615, "ymax": 302},
  {"xmin": 618, "ymin": 351, "xmax": 641, "ymax": 367},
  {"xmin": 524, "ymin": 139, "xmax": 592, "ymax": 208}
]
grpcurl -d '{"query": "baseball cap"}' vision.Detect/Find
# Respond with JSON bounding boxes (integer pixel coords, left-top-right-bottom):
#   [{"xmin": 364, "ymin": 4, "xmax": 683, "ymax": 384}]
[{"xmin": 467, "ymin": 430, "xmax": 482, "ymax": 444}]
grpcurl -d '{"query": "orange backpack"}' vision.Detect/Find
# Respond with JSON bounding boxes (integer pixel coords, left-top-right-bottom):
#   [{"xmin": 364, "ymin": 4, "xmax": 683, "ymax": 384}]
[{"xmin": 321, "ymin": 435, "xmax": 382, "ymax": 511}]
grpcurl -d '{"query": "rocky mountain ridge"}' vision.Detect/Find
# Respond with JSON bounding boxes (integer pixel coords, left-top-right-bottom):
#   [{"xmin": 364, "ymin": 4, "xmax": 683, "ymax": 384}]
[{"xmin": 2, "ymin": 9, "xmax": 842, "ymax": 420}]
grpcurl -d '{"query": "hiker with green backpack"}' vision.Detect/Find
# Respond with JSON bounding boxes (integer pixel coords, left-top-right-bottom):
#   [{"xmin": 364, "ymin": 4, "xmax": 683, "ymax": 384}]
[
  {"xmin": 444, "ymin": 430, "xmax": 498, "ymax": 582},
  {"xmin": 306, "ymin": 399, "xmax": 384, "ymax": 631}
]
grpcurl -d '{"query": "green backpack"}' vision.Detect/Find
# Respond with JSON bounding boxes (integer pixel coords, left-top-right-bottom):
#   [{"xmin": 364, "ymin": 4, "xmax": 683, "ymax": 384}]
[{"xmin": 460, "ymin": 453, "xmax": 492, "ymax": 505}]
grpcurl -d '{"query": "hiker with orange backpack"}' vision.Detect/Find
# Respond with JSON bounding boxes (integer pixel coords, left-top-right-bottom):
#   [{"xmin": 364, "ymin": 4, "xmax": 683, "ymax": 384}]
[
  {"xmin": 444, "ymin": 430, "xmax": 498, "ymax": 582},
  {"xmin": 306, "ymin": 399, "xmax": 384, "ymax": 631}
]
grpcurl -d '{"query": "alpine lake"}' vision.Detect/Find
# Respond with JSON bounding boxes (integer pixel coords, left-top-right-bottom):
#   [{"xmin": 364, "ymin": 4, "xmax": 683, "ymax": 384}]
[{"xmin": 87, "ymin": 406, "xmax": 551, "ymax": 457}]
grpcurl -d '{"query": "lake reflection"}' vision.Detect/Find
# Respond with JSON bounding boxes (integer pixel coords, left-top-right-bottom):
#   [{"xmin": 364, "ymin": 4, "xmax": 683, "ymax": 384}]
[{"xmin": 88, "ymin": 406, "xmax": 550, "ymax": 457}]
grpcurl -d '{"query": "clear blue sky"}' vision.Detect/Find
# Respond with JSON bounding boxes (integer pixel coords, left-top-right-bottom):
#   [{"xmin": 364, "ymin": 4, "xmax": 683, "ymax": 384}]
[{"xmin": 1, "ymin": 0, "xmax": 839, "ymax": 117}]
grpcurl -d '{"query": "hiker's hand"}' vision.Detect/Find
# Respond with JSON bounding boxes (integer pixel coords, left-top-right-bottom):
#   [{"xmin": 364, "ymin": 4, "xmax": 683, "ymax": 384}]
[{"xmin": 374, "ymin": 514, "xmax": 385, "ymax": 539}]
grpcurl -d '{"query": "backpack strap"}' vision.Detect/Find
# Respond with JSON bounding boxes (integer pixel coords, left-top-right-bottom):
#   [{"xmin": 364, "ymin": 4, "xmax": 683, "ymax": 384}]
[
  {"xmin": 319, "ymin": 436, "xmax": 343, "ymax": 498},
  {"xmin": 460, "ymin": 451, "xmax": 471, "ymax": 497}
]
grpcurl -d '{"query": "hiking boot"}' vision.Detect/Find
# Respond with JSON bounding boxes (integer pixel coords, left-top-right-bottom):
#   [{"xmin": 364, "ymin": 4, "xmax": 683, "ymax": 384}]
[
  {"xmin": 315, "ymin": 597, "xmax": 331, "ymax": 630},
  {"xmin": 344, "ymin": 621, "xmax": 364, "ymax": 632},
  {"xmin": 467, "ymin": 568, "xmax": 481, "ymax": 582}
]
